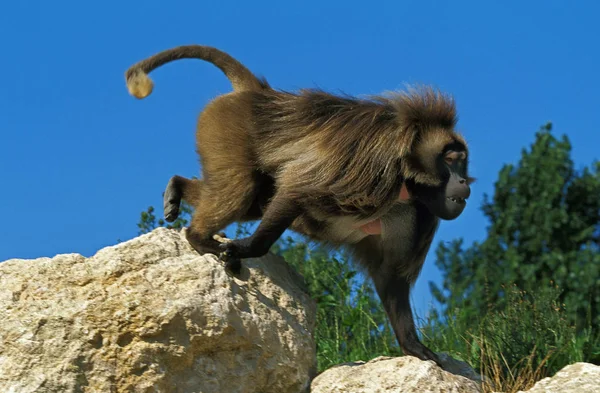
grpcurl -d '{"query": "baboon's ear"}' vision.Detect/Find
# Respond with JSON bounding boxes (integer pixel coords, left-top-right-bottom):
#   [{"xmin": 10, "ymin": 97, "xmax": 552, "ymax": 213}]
[{"xmin": 467, "ymin": 177, "xmax": 476, "ymax": 185}]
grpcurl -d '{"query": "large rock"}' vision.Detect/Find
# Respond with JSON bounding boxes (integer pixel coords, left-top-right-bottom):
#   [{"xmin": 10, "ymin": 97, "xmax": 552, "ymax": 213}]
[
  {"xmin": 310, "ymin": 355, "xmax": 482, "ymax": 393},
  {"xmin": 516, "ymin": 362, "xmax": 600, "ymax": 393},
  {"xmin": 0, "ymin": 227, "xmax": 317, "ymax": 393}
]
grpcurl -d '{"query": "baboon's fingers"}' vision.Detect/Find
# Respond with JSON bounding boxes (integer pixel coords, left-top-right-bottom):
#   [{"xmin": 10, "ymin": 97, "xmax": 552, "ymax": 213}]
[
  {"xmin": 218, "ymin": 239, "xmax": 248, "ymax": 258},
  {"xmin": 400, "ymin": 338, "xmax": 442, "ymax": 366},
  {"xmin": 217, "ymin": 242, "xmax": 244, "ymax": 275},
  {"xmin": 164, "ymin": 201, "xmax": 180, "ymax": 222}
]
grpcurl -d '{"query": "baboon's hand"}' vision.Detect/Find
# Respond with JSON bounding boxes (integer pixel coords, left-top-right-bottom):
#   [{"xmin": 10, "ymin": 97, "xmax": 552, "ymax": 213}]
[
  {"xmin": 218, "ymin": 239, "xmax": 252, "ymax": 275},
  {"xmin": 218, "ymin": 236, "xmax": 273, "ymax": 275},
  {"xmin": 164, "ymin": 202, "xmax": 179, "ymax": 222},
  {"xmin": 219, "ymin": 237, "xmax": 270, "ymax": 258},
  {"xmin": 217, "ymin": 242, "xmax": 242, "ymax": 275}
]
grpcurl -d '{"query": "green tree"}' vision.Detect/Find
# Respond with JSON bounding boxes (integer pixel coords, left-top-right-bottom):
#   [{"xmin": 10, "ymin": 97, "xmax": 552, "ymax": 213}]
[
  {"xmin": 137, "ymin": 201, "xmax": 193, "ymax": 235},
  {"xmin": 431, "ymin": 123, "xmax": 600, "ymax": 328}
]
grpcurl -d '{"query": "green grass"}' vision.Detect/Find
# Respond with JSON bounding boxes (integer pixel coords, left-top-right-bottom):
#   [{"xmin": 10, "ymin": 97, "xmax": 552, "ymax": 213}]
[
  {"xmin": 273, "ymin": 235, "xmax": 401, "ymax": 371},
  {"xmin": 421, "ymin": 282, "xmax": 599, "ymax": 392},
  {"xmin": 272, "ymin": 234, "xmax": 598, "ymax": 388}
]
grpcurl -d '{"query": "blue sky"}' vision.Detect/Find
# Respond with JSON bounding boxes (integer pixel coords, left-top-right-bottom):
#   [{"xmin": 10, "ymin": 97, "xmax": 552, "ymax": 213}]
[{"xmin": 1, "ymin": 1, "xmax": 599, "ymax": 317}]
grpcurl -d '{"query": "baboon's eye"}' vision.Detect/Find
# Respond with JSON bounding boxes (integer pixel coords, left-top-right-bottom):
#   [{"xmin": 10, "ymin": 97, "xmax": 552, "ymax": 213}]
[{"xmin": 444, "ymin": 150, "xmax": 465, "ymax": 166}]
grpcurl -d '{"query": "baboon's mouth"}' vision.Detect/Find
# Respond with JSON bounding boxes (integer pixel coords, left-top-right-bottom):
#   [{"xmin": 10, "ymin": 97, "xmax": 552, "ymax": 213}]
[{"xmin": 447, "ymin": 196, "xmax": 467, "ymax": 205}]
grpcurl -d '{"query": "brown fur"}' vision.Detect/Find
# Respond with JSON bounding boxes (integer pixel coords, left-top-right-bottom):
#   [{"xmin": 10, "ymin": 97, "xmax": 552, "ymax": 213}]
[
  {"xmin": 125, "ymin": 45, "xmax": 472, "ymax": 367},
  {"xmin": 125, "ymin": 45, "xmax": 270, "ymax": 98},
  {"xmin": 250, "ymin": 88, "xmax": 465, "ymax": 217}
]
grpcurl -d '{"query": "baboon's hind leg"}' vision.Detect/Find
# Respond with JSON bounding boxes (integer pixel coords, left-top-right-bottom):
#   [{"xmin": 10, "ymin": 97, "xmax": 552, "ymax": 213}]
[
  {"xmin": 185, "ymin": 175, "xmax": 258, "ymax": 273},
  {"xmin": 163, "ymin": 174, "xmax": 227, "ymax": 236}
]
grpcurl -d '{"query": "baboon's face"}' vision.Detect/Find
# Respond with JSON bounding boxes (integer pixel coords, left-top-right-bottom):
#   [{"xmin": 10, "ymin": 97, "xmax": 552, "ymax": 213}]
[{"xmin": 406, "ymin": 141, "xmax": 473, "ymax": 220}]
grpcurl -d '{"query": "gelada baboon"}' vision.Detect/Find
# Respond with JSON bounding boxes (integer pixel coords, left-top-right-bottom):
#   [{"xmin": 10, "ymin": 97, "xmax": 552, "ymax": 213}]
[{"xmin": 125, "ymin": 45, "xmax": 473, "ymax": 365}]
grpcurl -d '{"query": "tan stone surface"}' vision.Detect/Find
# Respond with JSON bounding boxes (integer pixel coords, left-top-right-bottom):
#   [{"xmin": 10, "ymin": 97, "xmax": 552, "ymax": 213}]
[
  {"xmin": 516, "ymin": 362, "xmax": 600, "ymax": 393},
  {"xmin": 310, "ymin": 355, "xmax": 482, "ymax": 393},
  {"xmin": 0, "ymin": 227, "xmax": 316, "ymax": 393}
]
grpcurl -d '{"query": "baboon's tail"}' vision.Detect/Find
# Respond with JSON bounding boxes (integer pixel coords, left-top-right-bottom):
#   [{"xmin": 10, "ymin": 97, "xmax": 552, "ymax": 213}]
[{"xmin": 125, "ymin": 45, "xmax": 269, "ymax": 99}]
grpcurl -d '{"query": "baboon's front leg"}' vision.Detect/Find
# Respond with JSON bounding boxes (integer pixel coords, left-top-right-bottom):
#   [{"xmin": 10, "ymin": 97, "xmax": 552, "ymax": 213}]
[
  {"xmin": 219, "ymin": 192, "xmax": 301, "ymax": 273},
  {"xmin": 371, "ymin": 268, "xmax": 441, "ymax": 366}
]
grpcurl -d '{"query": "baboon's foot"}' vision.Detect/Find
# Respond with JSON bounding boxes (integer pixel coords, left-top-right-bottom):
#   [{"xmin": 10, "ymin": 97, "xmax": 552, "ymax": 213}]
[
  {"xmin": 185, "ymin": 228, "xmax": 223, "ymax": 255},
  {"xmin": 163, "ymin": 177, "xmax": 182, "ymax": 222},
  {"xmin": 401, "ymin": 340, "xmax": 442, "ymax": 367},
  {"xmin": 186, "ymin": 228, "xmax": 243, "ymax": 274}
]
